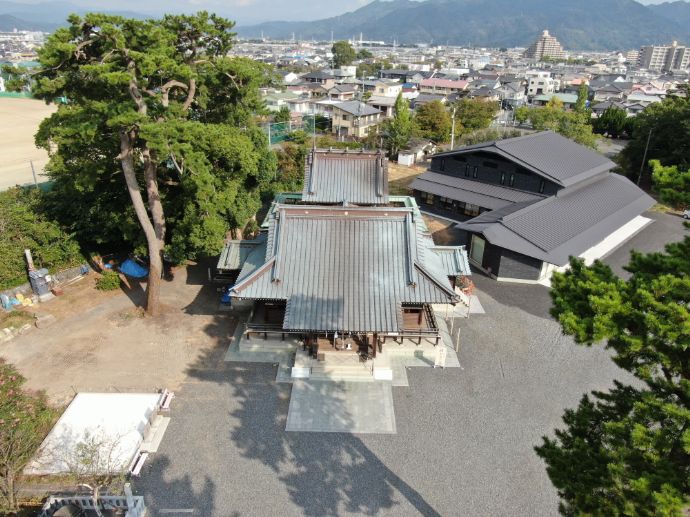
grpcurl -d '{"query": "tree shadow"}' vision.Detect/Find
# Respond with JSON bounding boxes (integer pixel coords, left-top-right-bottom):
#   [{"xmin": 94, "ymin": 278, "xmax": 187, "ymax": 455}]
[
  {"xmin": 175, "ymin": 311, "xmax": 442, "ymax": 516},
  {"xmin": 134, "ymin": 455, "xmax": 220, "ymax": 517}
]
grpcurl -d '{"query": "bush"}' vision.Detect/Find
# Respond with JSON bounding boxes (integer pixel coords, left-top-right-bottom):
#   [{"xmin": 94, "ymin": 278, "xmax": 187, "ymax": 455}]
[
  {"xmin": 96, "ymin": 270, "xmax": 121, "ymax": 291},
  {"xmin": 0, "ymin": 187, "xmax": 83, "ymax": 290}
]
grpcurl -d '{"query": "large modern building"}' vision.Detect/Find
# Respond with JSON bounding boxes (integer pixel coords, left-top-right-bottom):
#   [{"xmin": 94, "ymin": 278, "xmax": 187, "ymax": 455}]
[
  {"xmin": 523, "ymin": 30, "xmax": 565, "ymax": 61},
  {"xmin": 638, "ymin": 41, "xmax": 690, "ymax": 72},
  {"xmin": 410, "ymin": 132, "xmax": 654, "ymax": 283}
]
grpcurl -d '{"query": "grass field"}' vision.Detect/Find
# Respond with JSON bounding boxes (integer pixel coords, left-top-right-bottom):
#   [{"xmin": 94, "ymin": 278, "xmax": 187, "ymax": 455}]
[{"xmin": 0, "ymin": 98, "xmax": 56, "ymax": 191}]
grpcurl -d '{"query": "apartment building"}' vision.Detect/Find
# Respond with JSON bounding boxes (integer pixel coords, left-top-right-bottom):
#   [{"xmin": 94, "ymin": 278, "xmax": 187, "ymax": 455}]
[
  {"xmin": 523, "ymin": 30, "xmax": 565, "ymax": 61},
  {"xmin": 638, "ymin": 41, "xmax": 690, "ymax": 72}
]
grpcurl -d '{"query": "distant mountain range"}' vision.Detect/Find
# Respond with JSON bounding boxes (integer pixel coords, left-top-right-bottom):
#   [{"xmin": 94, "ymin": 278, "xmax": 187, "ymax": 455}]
[
  {"xmin": 237, "ymin": 0, "xmax": 690, "ymax": 51},
  {"xmin": 1, "ymin": 0, "xmax": 690, "ymax": 51},
  {"xmin": 0, "ymin": 1, "xmax": 143, "ymax": 32}
]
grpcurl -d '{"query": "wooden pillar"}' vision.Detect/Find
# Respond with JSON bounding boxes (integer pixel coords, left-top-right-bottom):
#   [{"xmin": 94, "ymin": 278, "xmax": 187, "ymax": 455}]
[
  {"xmin": 372, "ymin": 333, "xmax": 377, "ymax": 358},
  {"xmin": 417, "ymin": 310, "xmax": 423, "ymax": 326}
]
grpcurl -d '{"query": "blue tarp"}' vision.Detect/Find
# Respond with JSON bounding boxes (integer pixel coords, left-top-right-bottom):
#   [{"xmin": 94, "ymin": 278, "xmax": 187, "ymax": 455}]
[{"xmin": 120, "ymin": 259, "xmax": 148, "ymax": 278}]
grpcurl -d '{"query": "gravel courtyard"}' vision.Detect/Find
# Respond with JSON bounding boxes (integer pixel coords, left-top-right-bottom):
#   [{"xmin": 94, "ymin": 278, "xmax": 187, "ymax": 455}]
[{"xmin": 133, "ymin": 277, "xmax": 632, "ymax": 516}]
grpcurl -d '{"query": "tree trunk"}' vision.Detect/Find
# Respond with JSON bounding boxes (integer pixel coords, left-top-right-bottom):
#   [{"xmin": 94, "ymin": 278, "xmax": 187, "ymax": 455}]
[
  {"xmin": 119, "ymin": 130, "xmax": 162, "ymax": 316},
  {"xmin": 92, "ymin": 485, "xmax": 103, "ymax": 517}
]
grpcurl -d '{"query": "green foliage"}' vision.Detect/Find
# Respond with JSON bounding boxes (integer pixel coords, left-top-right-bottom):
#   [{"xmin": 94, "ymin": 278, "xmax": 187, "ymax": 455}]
[
  {"xmin": 331, "ymin": 40, "xmax": 356, "ymax": 68},
  {"xmin": 274, "ymin": 105, "xmax": 291, "ymax": 123},
  {"xmin": 274, "ymin": 142, "xmax": 308, "ymax": 194},
  {"xmin": 618, "ymin": 85, "xmax": 690, "ymax": 182},
  {"xmin": 456, "ymin": 128, "xmax": 522, "ymax": 146},
  {"xmin": 22, "ymin": 12, "xmax": 277, "ymax": 267},
  {"xmin": 453, "ymin": 98, "xmax": 499, "ymax": 135},
  {"xmin": 0, "ymin": 187, "xmax": 83, "ymax": 290},
  {"xmin": 0, "ymin": 361, "xmax": 57, "ymax": 512},
  {"xmin": 382, "ymin": 93, "xmax": 413, "ymax": 158},
  {"xmin": 540, "ymin": 240, "xmax": 690, "ymax": 515},
  {"xmin": 574, "ymin": 83, "xmax": 589, "ymax": 114},
  {"xmin": 651, "ymin": 160, "xmax": 690, "ymax": 209},
  {"xmin": 515, "ymin": 102, "xmax": 597, "ymax": 148},
  {"xmin": 356, "ymin": 49, "xmax": 373, "ymax": 59},
  {"xmin": 593, "ymin": 106, "xmax": 628, "ymax": 138},
  {"xmin": 95, "ymin": 270, "xmax": 121, "ymax": 291},
  {"xmin": 414, "ymin": 100, "xmax": 451, "ymax": 143}
]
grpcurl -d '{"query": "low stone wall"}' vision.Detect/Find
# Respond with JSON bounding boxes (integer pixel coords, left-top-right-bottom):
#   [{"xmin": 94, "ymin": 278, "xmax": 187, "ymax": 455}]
[{"xmin": 1, "ymin": 264, "xmax": 91, "ymax": 300}]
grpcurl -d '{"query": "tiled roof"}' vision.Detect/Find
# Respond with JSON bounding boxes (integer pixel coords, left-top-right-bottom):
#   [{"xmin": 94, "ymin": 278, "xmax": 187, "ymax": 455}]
[
  {"xmin": 302, "ymin": 149, "xmax": 389, "ymax": 205},
  {"xmin": 230, "ymin": 206, "xmax": 460, "ymax": 332},
  {"xmin": 433, "ymin": 131, "xmax": 615, "ymax": 187},
  {"xmin": 217, "ymin": 237, "xmax": 265, "ymax": 271},
  {"xmin": 333, "ymin": 101, "xmax": 381, "ymax": 116},
  {"xmin": 420, "ymin": 78, "xmax": 469, "ymax": 89},
  {"xmin": 410, "ymin": 171, "xmax": 544, "ymax": 210},
  {"xmin": 458, "ymin": 173, "xmax": 654, "ymax": 266},
  {"xmin": 430, "ymin": 246, "xmax": 472, "ymax": 277}
]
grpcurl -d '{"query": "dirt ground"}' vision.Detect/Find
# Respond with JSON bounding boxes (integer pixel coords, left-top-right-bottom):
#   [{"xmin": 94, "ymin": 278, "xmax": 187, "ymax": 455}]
[
  {"xmin": 388, "ymin": 161, "xmax": 425, "ymax": 195},
  {"xmin": 0, "ymin": 98, "xmax": 56, "ymax": 190},
  {"xmin": 0, "ymin": 263, "xmax": 235, "ymax": 405}
]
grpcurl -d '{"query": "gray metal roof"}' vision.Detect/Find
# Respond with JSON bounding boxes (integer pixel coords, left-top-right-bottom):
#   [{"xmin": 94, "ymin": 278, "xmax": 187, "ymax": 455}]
[
  {"xmin": 217, "ymin": 237, "xmax": 265, "ymax": 271},
  {"xmin": 430, "ymin": 246, "xmax": 472, "ymax": 277},
  {"xmin": 333, "ymin": 101, "xmax": 381, "ymax": 117},
  {"xmin": 230, "ymin": 206, "xmax": 459, "ymax": 333},
  {"xmin": 302, "ymin": 149, "xmax": 389, "ymax": 205},
  {"xmin": 433, "ymin": 131, "xmax": 615, "ymax": 187},
  {"xmin": 458, "ymin": 173, "xmax": 654, "ymax": 266},
  {"xmin": 410, "ymin": 171, "xmax": 543, "ymax": 210}
]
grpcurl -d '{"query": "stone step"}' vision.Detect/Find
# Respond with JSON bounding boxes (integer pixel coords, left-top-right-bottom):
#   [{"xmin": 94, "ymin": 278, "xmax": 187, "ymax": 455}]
[
  {"xmin": 239, "ymin": 342, "xmax": 298, "ymax": 352},
  {"xmin": 308, "ymin": 370, "xmax": 375, "ymax": 382},
  {"xmin": 140, "ymin": 415, "xmax": 170, "ymax": 453},
  {"xmin": 311, "ymin": 364, "xmax": 372, "ymax": 374}
]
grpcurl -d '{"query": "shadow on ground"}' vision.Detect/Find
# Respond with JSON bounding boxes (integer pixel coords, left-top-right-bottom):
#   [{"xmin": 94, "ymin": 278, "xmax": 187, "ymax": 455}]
[{"xmin": 179, "ymin": 318, "xmax": 442, "ymax": 517}]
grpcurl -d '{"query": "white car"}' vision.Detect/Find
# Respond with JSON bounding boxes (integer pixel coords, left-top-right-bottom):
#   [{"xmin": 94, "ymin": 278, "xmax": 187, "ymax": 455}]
[{"xmin": 684, "ymin": 209, "xmax": 690, "ymax": 219}]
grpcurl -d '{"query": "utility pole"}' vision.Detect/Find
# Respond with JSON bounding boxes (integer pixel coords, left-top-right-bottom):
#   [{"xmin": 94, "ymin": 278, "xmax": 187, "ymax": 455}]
[
  {"xmin": 30, "ymin": 160, "xmax": 38, "ymax": 187},
  {"xmin": 637, "ymin": 128, "xmax": 653, "ymax": 186},
  {"xmin": 450, "ymin": 106, "xmax": 457, "ymax": 150}
]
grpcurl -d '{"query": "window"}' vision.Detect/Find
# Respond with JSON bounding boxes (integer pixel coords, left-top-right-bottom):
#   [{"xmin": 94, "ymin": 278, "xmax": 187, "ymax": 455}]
[
  {"xmin": 464, "ymin": 164, "xmax": 470, "ymax": 177},
  {"xmin": 539, "ymin": 179, "xmax": 545, "ymax": 194},
  {"xmin": 472, "ymin": 166, "xmax": 478, "ymax": 178},
  {"xmin": 456, "ymin": 201, "xmax": 467, "ymax": 213},
  {"xmin": 464, "ymin": 203, "xmax": 480, "ymax": 217},
  {"xmin": 440, "ymin": 159, "xmax": 446, "ymax": 172},
  {"xmin": 509, "ymin": 173, "xmax": 515, "ymax": 187},
  {"xmin": 439, "ymin": 197, "xmax": 454, "ymax": 209},
  {"xmin": 421, "ymin": 192, "xmax": 434, "ymax": 205},
  {"xmin": 500, "ymin": 172, "xmax": 506, "ymax": 185},
  {"xmin": 342, "ymin": 114, "xmax": 349, "ymax": 121}
]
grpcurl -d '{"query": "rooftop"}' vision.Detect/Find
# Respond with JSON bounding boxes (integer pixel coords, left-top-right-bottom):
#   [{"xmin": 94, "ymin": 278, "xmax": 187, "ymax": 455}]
[
  {"xmin": 302, "ymin": 149, "xmax": 389, "ymax": 205},
  {"xmin": 333, "ymin": 100, "xmax": 381, "ymax": 116},
  {"xmin": 433, "ymin": 131, "xmax": 615, "ymax": 188},
  {"xmin": 230, "ymin": 206, "xmax": 461, "ymax": 333}
]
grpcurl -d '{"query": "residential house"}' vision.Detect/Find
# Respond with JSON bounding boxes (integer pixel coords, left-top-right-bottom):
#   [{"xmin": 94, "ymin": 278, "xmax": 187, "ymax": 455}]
[
  {"xmin": 532, "ymin": 92, "xmax": 578, "ymax": 109},
  {"xmin": 372, "ymin": 79, "xmax": 403, "ymax": 98},
  {"xmin": 331, "ymin": 101, "xmax": 381, "ymax": 138},
  {"xmin": 419, "ymin": 78, "xmax": 469, "ymax": 96},
  {"xmin": 367, "ymin": 95, "xmax": 397, "ymax": 118},
  {"xmin": 410, "ymin": 132, "xmax": 653, "ymax": 283},
  {"xmin": 327, "ymin": 84, "xmax": 358, "ymax": 102},
  {"xmin": 525, "ymin": 71, "xmax": 557, "ymax": 97},
  {"xmin": 301, "ymin": 70, "xmax": 335, "ymax": 88}
]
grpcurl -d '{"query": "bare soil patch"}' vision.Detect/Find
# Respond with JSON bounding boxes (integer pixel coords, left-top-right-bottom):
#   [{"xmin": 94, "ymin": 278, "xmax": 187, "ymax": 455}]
[
  {"xmin": 388, "ymin": 161, "xmax": 425, "ymax": 195},
  {"xmin": 0, "ymin": 263, "xmax": 235, "ymax": 404},
  {"xmin": 0, "ymin": 98, "xmax": 56, "ymax": 190}
]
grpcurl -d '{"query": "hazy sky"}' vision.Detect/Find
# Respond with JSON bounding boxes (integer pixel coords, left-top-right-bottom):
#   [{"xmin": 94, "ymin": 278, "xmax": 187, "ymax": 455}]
[
  {"xmin": 16, "ymin": 0, "xmax": 373, "ymax": 24},
  {"xmin": 5, "ymin": 0, "xmax": 688, "ymax": 25}
]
